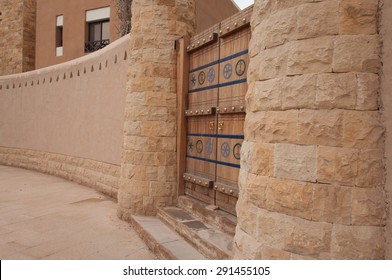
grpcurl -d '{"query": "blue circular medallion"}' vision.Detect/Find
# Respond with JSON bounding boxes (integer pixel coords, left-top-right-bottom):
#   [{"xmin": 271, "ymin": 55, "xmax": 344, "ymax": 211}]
[
  {"xmin": 221, "ymin": 142, "xmax": 230, "ymax": 158},
  {"xmin": 205, "ymin": 140, "xmax": 213, "ymax": 155},
  {"xmin": 223, "ymin": 63, "xmax": 232, "ymax": 80},
  {"xmin": 207, "ymin": 68, "xmax": 215, "ymax": 84},
  {"xmin": 190, "ymin": 73, "xmax": 196, "ymax": 88}
]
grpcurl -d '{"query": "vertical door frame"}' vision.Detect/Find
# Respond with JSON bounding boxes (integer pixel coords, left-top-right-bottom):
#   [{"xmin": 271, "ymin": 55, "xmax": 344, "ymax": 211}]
[{"xmin": 176, "ymin": 36, "xmax": 190, "ymax": 198}]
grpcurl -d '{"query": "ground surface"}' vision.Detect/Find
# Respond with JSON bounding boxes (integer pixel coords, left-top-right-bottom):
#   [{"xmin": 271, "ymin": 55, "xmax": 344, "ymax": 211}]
[{"xmin": 0, "ymin": 165, "xmax": 156, "ymax": 260}]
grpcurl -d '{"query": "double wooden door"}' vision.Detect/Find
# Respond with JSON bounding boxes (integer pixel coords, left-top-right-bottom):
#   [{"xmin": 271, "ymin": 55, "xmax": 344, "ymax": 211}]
[{"xmin": 181, "ymin": 9, "xmax": 251, "ymax": 215}]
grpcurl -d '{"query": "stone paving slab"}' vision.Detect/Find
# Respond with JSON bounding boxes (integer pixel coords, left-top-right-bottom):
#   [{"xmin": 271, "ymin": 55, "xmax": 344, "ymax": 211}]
[{"xmin": 0, "ymin": 165, "xmax": 157, "ymax": 260}]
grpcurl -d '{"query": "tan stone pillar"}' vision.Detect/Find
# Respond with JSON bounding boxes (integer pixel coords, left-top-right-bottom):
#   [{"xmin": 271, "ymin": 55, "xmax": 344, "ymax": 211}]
[
  {"xmin": 235, "ymin": 0, "xmax": 386, "ymax": 259},
  {"xmin": 117, "ymin": 0, "xmax": 196, "ymax": 218}
]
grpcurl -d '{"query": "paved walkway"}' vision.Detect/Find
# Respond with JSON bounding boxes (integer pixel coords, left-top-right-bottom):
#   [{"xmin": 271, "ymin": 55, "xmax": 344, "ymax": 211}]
[{"xmin": 0, "ymin": 165, "xmax": 156, "ymax": 260}]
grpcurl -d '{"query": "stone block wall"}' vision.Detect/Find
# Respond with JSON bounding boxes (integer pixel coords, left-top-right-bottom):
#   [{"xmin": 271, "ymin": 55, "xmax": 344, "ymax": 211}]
[
  {"xmin": 235, "ymin": 0, "xmax": 386, "ymax": 259},
  {"xmin": 0, "ymin": 147, "xmax": 120, "ymax": 199},
  {"xmin": 117, "ymin": 0, "xmax": 196, "ymax": 218},
  {"xmin": 0, "ymin": 0, "xmax": 36, "ymax": 75}
]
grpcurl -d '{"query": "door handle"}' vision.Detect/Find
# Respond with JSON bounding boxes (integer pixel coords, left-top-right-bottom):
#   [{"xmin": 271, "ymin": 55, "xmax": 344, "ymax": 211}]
[
  {"xmin": 218, "ymin": 121, "xmax": 224, "ymax": 131},
  {"xmin": 209, "ymin": 121, "xmax": 215, "ymax": 131}
]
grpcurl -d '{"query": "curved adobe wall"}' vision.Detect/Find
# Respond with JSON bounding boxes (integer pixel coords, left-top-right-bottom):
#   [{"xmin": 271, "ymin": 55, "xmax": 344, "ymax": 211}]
[
  {"xmin": 0, "ymin": 36, "xmax": 129, "ymax": 198},
  {"xmin": 235, "ymin": 0, "xmax": 386, "ymax": 259}
]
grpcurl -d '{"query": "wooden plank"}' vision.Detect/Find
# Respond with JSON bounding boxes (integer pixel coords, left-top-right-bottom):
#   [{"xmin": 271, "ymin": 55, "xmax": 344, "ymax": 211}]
[{"xmin": 177, "ymin": 37, "xmax": 190, "ymax": 198}]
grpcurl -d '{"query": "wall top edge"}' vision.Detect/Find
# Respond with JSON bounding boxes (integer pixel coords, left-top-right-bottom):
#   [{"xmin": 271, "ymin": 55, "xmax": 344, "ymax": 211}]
[{"xmin": 0, "ymin": 35, "xmax": 130, "ymax": 82}]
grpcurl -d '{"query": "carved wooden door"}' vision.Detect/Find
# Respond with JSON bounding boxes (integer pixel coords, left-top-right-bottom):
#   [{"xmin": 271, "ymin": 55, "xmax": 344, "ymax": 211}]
[{"xmin": 182, "ymin": 8, "xmax": 252, "ymax": 215}]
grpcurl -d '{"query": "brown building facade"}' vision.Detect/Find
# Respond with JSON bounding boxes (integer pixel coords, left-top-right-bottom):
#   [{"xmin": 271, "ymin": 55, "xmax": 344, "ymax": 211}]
[
  {"xmin": 0, "ymin": 0, "xmax": 239, "ymax": 73},
  {"xmin": 35, "ymin": 0, "xmax": 120, "ymax": 69}
]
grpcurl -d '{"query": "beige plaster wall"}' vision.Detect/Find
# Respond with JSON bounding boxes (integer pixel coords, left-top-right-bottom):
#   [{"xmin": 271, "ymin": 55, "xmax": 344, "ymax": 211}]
[
  {"xmin": 0, "ymin": 35, "xmax": 128, "ymax": 166},
  {"xmin": 381, "ymin": 0, "xmax": 392, "ymax": 260}
]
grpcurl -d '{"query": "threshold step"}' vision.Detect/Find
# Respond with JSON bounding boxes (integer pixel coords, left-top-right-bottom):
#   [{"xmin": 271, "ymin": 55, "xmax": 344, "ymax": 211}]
[
  {"xmin": 130, "ymin": 215, "xmax": 207, "ymax": 260},
  {"xmin": 158, "ymin": 206, "xmax": 234, "ymax": 260}
]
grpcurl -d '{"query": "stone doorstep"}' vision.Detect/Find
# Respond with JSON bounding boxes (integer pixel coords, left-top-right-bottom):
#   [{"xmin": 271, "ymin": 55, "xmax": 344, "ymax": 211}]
[
  {"xmin": 130, "ymin": 215, "xmax": 207, "ymax": 260},
  {"xmin": 157, "ymin": 206, "xmax": 234, "ymax": 260},
  {"xmin": 177, "ymin": 195, "xmax": 237, "ymax": 236}
]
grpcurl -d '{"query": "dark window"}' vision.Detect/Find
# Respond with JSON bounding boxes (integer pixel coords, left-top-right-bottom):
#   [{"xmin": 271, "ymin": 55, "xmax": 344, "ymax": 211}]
[
  {"xmin": 56, "ymin": 26, "xmax": 63, "ymax": 48},
  {"xmin": 85, "ymin": 20, "xmax": 110, "ymax": 53}
]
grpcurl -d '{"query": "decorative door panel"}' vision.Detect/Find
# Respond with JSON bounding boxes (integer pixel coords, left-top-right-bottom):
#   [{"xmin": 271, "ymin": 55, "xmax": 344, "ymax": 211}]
[{"xmin": 182, "ymin": 7, "xmax": 252, "ymax": 216}]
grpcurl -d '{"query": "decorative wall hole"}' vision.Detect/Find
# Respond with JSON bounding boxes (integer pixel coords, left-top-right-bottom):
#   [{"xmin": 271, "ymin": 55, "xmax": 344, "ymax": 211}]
[
  {"xmin": 56, "ymin": 75, "xmax": 59, "ymax": 82},
  {"xmin": 31, "ymin": 81, "xmax": 34, "ymax": 86},
  {"xmin": 114, "ymin": 55, "xmax": 118, "ymax": 64},
  {"xmin": 50, "ymin": 77, "xmax": 53, "ymax": 83},
  {"xmin": 70, "ymin": 72, "xmax": 73, "ymax": 78},
  {"xmin": 25, "ymin": 82, "xmax": 28, "ymax": 87},
  {"xmin": 43, "ymin": 78, "xmax": 46, "ymax": 84},
  {"xmin": 99, "ymin": 63, "xmax": 102, "ymax": 70},
  {"xmin": 37, "ymin": 80, "xmax": 40, "ymax": 85},
  {"xmin": 124, "ymin": 51, "xmax": 127, "ymax": 60},
  {"xmin": 0, "ymin": 85, "xmax": 2, "ymax": 90},
  {"xmin": 91, "ymin": 65, "xmax": 94, "ymax": 72},
  {"xmin": 84, "ymin": 67, "xmax": 86, "ymax": 74},
  {"xmin": 19, "ymin": 83, "xmax": 22, "ymax": 88},
  {"xmin": 13, "ymin": 84, "xmax": 15, "ymax": 89},
  {"xmin": 77, "ymin": 70, "xmax": 80, "ymax": 76},
  {"xmin": 6, "ymin": 84, "xmax": 9, "ymax": 89},
  {"xmin": 105, "ymin": 60, "xmax": 108, "ymax": 68}
]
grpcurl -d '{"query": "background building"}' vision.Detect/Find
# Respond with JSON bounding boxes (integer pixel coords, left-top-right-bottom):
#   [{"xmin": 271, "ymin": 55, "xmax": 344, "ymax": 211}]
[{"xmin": 0, "ymin": 0, "xmax": 238, "ymax": 73}]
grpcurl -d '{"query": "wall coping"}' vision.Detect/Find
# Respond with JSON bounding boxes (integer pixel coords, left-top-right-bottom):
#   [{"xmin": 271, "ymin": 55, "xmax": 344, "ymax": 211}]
[{"xmin": 0, "ymin": 35, "xmax": 130, "ymax": 84}]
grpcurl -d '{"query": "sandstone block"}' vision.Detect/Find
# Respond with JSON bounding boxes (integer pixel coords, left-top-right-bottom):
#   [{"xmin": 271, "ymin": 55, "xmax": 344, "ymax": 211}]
[
  {"xmin": 356, "ymin": 149, "xmax": 385, "ymax": 188},
  {"xmin": 250, "ymin": 143, "xmax": 274, "ymax": 176},
  {"xmin": 297, "ymin": 1, "xmax": 339, "ymax": 40},
  {"xmin": 246, "ymin": 173, "xmax": 268, "ymax": 209},
  {"xmin": 258, "ymin": 8, "xmax": 297, "ymax": 49},
  {"xmin": 312, "ymin": 184, "xmax": 352, "ymax": 225},
  {"xmin": 287, "ymin": 37, "xmax": 333, "ymax": 75},
  {"xmin": 333, "ymin": 35, "xmax": 381, "ymax": 73},
  {"xmin": 149, "ymin": 181, "xmax": 175, "ymax": 197},
  {"xmin": 343, "ymin": 111, "xmax": 384, "ymax": 149},
  {"xmin": 257, "ymin": 208, "xmax": 332, "ymax": 259},
  {"xmin": 274, "ymin": 144, "xmax": 317, "ymax": 182},
  {"xmin": 339, "ymin": 0, "xmax": 378, "ymax": 35},
  {"xmin": 260, "ymin": 246, "xmax": 291, "ymax": 260},
  {"xmin": 247, "ymin": 78, "xmax": 283, "ymax": 112},
  {"xmin": 266, "ymin": 177, "xmax": 314, "ymax": 220},
  {"xmin": 331, "ymin": 224, "xmax": 385, "ymax": 259},
  {"xmin": 236, "ymin": 201, "xmax": 259, "ymax": 237},
  {"xmin": 281, "ymin": 74, "xmax": 317, "ymax": 110},
  {"xmin": 356, "ymin": 73, "xmax": 379, "ymax": 110},
  {"xmin": 352, "ymin": 187, "xmax": 386, "ymax": 226},
  {"xmin": 251, "ymin": 44, "xmax": 288, "ymax": 81},
  {"xmin": 316, "ymin": 73, "xmax": 357, "ymax": 109},
  {"xmin": 317, "ymin": 146, "xmax": 358, "ymax": 186},
  {"xmin": 245, "ymin": 111, "xmax": 298, "ymax": 143},
  {"xmin": 298, "ymin": 109, "xmax": 344, "ymax": 146},
  {"xmin": 233, "ymin": 227, "xmax": 263, "ymax": 259}
]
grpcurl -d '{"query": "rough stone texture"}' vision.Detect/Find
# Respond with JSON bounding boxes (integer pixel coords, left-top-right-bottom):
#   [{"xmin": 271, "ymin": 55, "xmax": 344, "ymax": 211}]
[
  {"xmin": 117, "ymin": 0, "xmax": 196, "ymax": 217},
  {"xmin": 339, "ymin": 0, "xmax": 378, "ymax": 35},
  {"xmin": 235, "ymin": 0, "xmax": 386, "ymax": 260},
  {"xmin": 317, "ymin": 146, "xmax": 358, "ymax": 186},
  {"xmin": 0, "ymin": 0, "xmax": 35, "ymax": 75},
  {"xmin": 273, "ymin": 144, "xmax": 317, "ymax": 182},
  {"xmin": 333, "ymin": 35, "xmax": 381, "ymax": 73},
  {"xmin": 287, "ymin": 36, "xmax": 333, "ymax": 75},
  {"xmin": 0, "ymin": 147, "xmax": 120, "ymax": 199},
  {"xmin": 380, "ymin": 0, "xmax": 392, "ymax": 259},
  {"xmin": 297, "ymin": 1, "xmax": 339, "ymax": 40}
]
